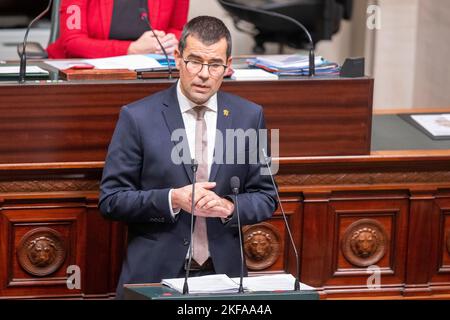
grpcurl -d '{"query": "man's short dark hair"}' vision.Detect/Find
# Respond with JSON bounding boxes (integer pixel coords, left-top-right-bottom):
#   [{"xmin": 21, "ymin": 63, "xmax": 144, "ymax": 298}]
[{"xmin": 178, "ymin": 16, "xmax": 232, "ymax": 58}]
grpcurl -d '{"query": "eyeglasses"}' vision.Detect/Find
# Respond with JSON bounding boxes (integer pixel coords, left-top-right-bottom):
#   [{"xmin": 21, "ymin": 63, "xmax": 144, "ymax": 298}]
[{"xmin": 182, "ymin": 58, "xmax": 228, "ymax": 78}]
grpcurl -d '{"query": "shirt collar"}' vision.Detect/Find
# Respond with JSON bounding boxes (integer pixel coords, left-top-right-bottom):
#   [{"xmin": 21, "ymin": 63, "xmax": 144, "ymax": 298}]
[{"xmin": 176, "ymin": 80, "xmax": 218, "ymax": 114}]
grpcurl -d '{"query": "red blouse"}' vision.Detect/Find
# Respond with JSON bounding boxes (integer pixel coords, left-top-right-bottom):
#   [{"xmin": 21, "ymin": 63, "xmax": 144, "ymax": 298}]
[{"xmin": 47, "ymin": 0, "xmax": 189, "ymax": 58}]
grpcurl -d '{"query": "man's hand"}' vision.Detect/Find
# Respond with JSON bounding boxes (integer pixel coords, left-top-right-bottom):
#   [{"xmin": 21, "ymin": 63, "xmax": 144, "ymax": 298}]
[
  {"xmin": 195, "ymin": 192, "xmax": 234, "ymax": 219},
  {"xmin": 171, "ymin": 182, "xmax": 234, "ymax": 219},
  {"xmin": 171, "ymin": 182, "xmax": 216, "ymax": 214}
]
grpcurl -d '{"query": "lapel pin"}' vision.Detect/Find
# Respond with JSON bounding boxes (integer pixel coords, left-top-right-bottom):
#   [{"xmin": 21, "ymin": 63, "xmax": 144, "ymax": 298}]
[{"xmin": 223, "ymin": 109, "xmax": 230, "ymax": 117}]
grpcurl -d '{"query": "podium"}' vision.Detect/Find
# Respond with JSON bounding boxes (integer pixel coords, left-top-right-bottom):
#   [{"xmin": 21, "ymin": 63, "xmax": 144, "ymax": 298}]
[{"xmin": 123, "ymin": 283, "xmax": 319, "ymax": 300}]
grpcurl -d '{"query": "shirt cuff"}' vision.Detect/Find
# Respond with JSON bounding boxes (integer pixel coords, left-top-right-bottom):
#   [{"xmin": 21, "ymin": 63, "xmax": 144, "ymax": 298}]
[{"xmin": 168, "ymin": 189, "xmax": 181, "ymax": 217}]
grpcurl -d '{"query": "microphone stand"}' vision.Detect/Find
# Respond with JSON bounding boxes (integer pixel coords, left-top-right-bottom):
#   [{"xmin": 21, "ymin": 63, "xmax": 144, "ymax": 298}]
[
  {"xmin": 262, "ymin": 149, "xmax": 300, "ymax": 291},
  {"xmin": 140, "ymin": 9, "xmax": 173, "ymax": 79},
  {"xmin": 19, "ymin": 0, "xmax": 53, "ymax": 83},
  {"xmin": 218, "ymin": 0, "xmax": 315, "ymax": 76},
  {"xmin": 231, "ymin": 180, "xmax": 244, "ymax": 293},
  {"xmin": 183, "ymin": 159, "xmax": 198, "ymax": 294}
]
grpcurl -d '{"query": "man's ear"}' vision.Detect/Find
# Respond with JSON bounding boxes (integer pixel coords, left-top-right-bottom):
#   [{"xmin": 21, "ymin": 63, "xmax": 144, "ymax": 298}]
[
  {"xmin": 174, "ymin": 49, "xmax": 182, "ymax": 70},
  {"xmin": 226, "ymin": 56, "xmax": 233, "ymax": 69}
]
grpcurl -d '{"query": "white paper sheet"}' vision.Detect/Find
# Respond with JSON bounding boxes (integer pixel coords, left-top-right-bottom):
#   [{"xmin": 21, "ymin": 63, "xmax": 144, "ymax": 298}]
[
  {"xmin": 231, "ymin": 274, "xmax": 316, "ymax": 292},
  {"xmin": 0, "ymin": 66, "xmax": 49, "ymax": 75},
  {"xmin": 162, "ymin": 274, "xmax": 240, "ymax": 294},
  {"xmin": 83, "ymin": 54, "xmax": 161, "ymax": 70},
  {"xmin": 231, "ymin": 69, "xmax": 278, "ymax": 81},
  {"xmin": 44, "ymin": 60, "xmax": 87, "ymax": 70},
  {"xmin": 411, "ymin": 114, "xmax": 450, "ymax": 137}
]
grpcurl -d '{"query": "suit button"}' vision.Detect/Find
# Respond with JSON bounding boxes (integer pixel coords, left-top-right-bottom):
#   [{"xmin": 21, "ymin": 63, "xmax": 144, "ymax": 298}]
[{"xmin": 183, "ymin": 239, "xmax": 189, "ymax": 246}]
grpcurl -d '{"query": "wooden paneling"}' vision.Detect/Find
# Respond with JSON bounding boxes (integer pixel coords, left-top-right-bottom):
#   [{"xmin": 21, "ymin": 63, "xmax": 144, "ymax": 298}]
[
  {"xmin": 277, "ymin": 153, "xmax": 450, "ymax": 298},
  {"xmin": 1, "ymin": 155, "xmax": 449, "ymax": 299},
  {"xmin": 430, "ymin": 195, "xmax": 450, "ymax": 294},
  {"xmin": 0, "ymin": 199, "xmax": 86, "ymax": 298},
  {"xmin": 301, "ymin": 191, "xmax": 409, "ymax": 296},
  {"xmin": 246, "ymin": 197, "xmax": 303, "ymax": 275},
  {"xmin": 0, "ymin": 78, "xmax": 373, "ymax": 163},
  {"xmin": 328, "ymin": 196, "xmax": 408, "ymax": 287}
]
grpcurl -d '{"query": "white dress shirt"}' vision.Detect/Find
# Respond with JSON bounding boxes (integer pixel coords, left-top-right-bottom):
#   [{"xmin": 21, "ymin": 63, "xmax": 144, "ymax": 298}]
[{"xmin": 168, "ymin": 81, "xmax": 218, "ymax": 216}]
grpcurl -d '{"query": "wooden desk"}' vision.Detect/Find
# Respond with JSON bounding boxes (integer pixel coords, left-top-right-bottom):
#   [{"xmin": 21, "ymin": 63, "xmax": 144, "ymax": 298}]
[
  {"xmin": 2, "ymin": 79, "xmax": 449, "ymax": 299},
  {"xmin": 0, "ymin": 77, "xmax": 373, "ymax": 162}
]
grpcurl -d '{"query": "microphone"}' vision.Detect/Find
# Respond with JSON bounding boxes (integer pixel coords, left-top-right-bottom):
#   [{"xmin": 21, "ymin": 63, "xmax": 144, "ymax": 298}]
[
  {"xmin": 18, "ymin": 0, "xmax": 53, "ymax": 83},
  {"xmin": 218, "ymin": 0, "xmax": 315, "ymax": 77},
  {"xmin": 230, "ymin": 176, "xmax": 244, "ymax": 293},
  {"xmin": 261, "ymin": 148, "xmax": 300, "ymax": 291},
  {"xmin": 183, "ymin": 159, "xmax": 198, "ymax": 294},
  {"xmin": 139, "ymin": 8, "xmax": 173, "ymax": 79}
]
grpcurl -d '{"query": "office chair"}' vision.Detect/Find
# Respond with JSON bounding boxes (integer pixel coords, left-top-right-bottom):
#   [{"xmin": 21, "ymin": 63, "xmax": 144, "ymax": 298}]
[
  {"xmin": 218, "ymin": 0, "xmax": 353, "ymax": 54},
  {"xmin": 17, "ymin": 0, "xmax": 61, "ymax": 59}
]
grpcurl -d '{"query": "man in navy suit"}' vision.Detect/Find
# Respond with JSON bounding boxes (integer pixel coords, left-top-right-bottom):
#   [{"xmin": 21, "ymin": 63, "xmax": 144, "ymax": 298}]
[{"xmin": 99, "ymin": 16, "xmax": 277, "ymax": 299}]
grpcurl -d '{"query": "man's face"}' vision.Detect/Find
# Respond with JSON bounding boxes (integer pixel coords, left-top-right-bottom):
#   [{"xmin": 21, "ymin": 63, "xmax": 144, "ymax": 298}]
[{"xmin": 175, "ymin": 35, "xmax": 232, "ymax": 105}]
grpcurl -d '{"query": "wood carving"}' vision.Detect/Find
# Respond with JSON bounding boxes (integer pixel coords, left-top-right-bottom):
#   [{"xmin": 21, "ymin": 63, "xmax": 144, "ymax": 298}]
[
  {"xmin": 276, "ymin": 171, "xmax": 450, "ymax": 186},
  {"xmin": 0, "ymin": 180, "xmax": 99, "ymax": 193},
  {"xmin": 342, "ymin": 219, "xmax": 387, "ymax": 267},
  {"xmin": 243, "ymin": 223, "xmax": 280, "ymax": 270},
  {"xmin": 17, "ymin": 228, "xmax": 66, "ymax": 277}
]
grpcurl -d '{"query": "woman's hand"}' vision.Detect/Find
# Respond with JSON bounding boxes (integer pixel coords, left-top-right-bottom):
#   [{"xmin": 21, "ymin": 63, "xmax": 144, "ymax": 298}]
[
  {"xmin": 127, "ymin": 30, "xmax": 166, "ymax": 54},
  {"xmin": 156, "ymin": 33, "xmax": 178, "ymax": 56}
]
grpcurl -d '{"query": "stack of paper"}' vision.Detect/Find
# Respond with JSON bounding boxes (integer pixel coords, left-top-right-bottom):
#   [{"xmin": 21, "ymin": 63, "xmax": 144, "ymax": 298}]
[
  {"xmin": 162, "ymin": 273, "xmax": 316, "ymax": 294},
  {"xmin": 247, "ymin": 54, "xmax": 340, "ymax": 76},
  {"xmin": 231, "ymin": 69, "xmax": 279, "ymax": 81},
  {"xmin": 161, "ymin": 274, "xmax": 241, "ymax": 294},
  {"xmin": 255, "ymin": 55, "xmax": 323, "ymax": 69}
]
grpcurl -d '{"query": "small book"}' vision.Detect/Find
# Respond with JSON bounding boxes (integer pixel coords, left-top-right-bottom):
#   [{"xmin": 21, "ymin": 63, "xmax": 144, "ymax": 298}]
[{"xmin": 59, "ymin": 68, "xmax": 137, "ymax": 80}]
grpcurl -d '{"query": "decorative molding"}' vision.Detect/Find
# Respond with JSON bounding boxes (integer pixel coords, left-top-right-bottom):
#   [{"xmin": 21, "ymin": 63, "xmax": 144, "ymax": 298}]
[
  {"xmin": 276, "ymin": 171, "xmax": 450, "ymax": 186},
  {"xmin": 341, "ymin": 219, "xmax": 388, "ymax": 268},
  {"xmin": 16, "ymin": 228, "xmax": 66, "ymax": 277},
  {"xmin": 0, "ymin": 180, "xmax": 99, "ymax": 192},
  {"xmin": 1, "ymin": 171, "xmax": 449, "ymax": 192},
  {"xmin": 243, "ymin": 222, "xmax": 281, "ymax": 271}
]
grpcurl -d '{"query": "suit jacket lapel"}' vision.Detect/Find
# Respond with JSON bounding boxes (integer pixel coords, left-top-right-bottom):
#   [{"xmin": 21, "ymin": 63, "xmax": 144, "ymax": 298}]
[
  {"xmin": 209, "ymin": 91, "xmax": 233, "ymax": 183},
  {"xmin": 161, "ymin": 84, "xmax": 193, "ymax": 183}
]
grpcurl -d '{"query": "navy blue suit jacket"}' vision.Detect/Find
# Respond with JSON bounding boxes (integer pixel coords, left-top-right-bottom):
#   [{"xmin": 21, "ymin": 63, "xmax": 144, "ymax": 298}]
[{"xmin": 99, "ymin": 83, "xmax": 277, "ymax": 298}]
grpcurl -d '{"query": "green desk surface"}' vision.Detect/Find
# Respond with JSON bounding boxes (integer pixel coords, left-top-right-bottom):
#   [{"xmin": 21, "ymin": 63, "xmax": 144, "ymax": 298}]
[
  {"xmin": 372, "ymin": 114, "xmax": 450, "ymax": 151},
  {"xmin": 123, "ymin": 284, "xmax": 319, "ymax": 300}
]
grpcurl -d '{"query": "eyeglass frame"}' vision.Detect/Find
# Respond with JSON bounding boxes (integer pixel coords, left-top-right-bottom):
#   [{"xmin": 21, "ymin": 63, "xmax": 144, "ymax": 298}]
[{"xmin": 182, "ymin": 57, "xmax": 229, "ymax": 78}]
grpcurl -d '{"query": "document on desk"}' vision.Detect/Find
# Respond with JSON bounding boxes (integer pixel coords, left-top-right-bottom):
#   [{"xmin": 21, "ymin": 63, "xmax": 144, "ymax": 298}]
[
  {"xmin": 255, "ymin": 54, "xmax": 324, "ymax": 69},
  {"xmin": 161, "ymin": 274, "xmax": 241, "ymax": 294},
  {"xmin": 231, "ymin": 274, "xmax": 316, "ymax": 292},
  {"xmin": 410, "ymin": 114, "xmax": 450, "ymax": 137},
  {"xmin": 231, "ymin": 69, "xmax": 278, "ymax": 81},
  {"xmin": 83, "ymin": 54, "xmax": 162, "ymax": 70},
  {"xmin": 0, "ymin": 66, "xmax": 49, "ymax": 76}
]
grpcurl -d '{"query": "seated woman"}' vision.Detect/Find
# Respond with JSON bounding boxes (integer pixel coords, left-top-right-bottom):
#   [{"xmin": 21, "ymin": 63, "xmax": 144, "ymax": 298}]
[{"xmin": 47, "ymin": 0, "xmax": 189, "ymax": 58}]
